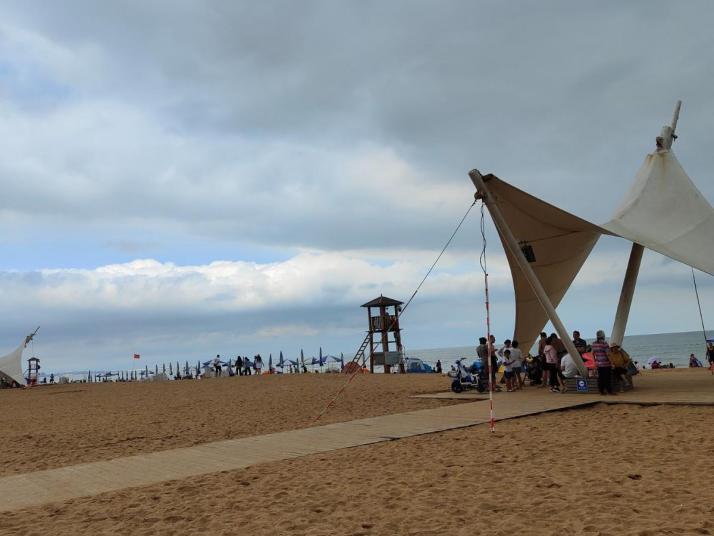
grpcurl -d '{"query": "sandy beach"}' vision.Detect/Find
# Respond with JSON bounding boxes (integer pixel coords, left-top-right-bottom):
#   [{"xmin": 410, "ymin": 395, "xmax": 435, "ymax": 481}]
[
  {"xmin": 1, "ymin": 369, "xmax": 713, "ymax": 535},
  {"xmin": 0, "ymin": 373, "xmax": 450, "ymax": 476}
]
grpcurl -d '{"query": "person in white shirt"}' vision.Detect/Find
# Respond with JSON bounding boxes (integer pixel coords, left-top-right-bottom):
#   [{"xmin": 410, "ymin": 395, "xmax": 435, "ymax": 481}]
[
  {"xmin": 509, "ymin": 340, "xmax": 524, "ymax": 389},
  {"xmin": 497, "ymin": 339, "xmax": 512, "ymax": 358},
  {"xmin": 502, "ymin": 350, "xmax": 515, "ymax": 392},
  {"xmin": 560, "ymin": 353, "xmax": 580, "ymax": 378}
]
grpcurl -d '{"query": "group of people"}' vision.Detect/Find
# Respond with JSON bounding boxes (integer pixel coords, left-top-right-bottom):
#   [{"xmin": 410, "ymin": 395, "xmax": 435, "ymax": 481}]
[
  {"xmin": 474, "ymin": 329, "xmax": 635, "ymax": 396},
  {"xmin": 689, "ymin": 342, "xmax": 714, "ymax": 371},
  {"xmin": 476, "ymin": 335, "xmax": 525, "ymax": 392},
  {"xmin": 209, "ymin": 354, "xmax": 263, "ymax": 377}
]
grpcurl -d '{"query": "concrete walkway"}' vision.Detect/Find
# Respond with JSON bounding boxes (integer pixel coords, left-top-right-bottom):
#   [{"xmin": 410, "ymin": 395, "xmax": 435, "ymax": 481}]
[{"xmin": 1, "ymin": 369, "xmax": 711, "ymax": 513}]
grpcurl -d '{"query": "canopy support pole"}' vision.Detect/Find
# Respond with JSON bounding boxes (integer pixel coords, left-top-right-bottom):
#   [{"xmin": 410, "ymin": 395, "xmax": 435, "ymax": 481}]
[
  {"xmin": 469, "ymin": 169, "xmax": 588, "ymax": 377},
  {"xmin": 610, "ymin": 243, "xmax": 644, "ymax": 346},
  {"xmin": 611, "ymin": 100, "xmax": 681, "ymax": 346}
]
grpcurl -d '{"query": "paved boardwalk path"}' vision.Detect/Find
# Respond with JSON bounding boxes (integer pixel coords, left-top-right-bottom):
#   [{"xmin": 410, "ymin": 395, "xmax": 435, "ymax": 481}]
[
  {"xmin": 1, "ymin": 370, "xmax": 712, "ymax": 513},
  {"xmin": 0, "ymin": 394, "xmax": 588, "ymax": 512}
]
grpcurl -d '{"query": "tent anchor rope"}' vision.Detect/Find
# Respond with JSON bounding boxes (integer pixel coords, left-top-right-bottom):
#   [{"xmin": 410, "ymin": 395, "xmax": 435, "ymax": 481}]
[
  {"xmin": 691, "ymin": 267, "xmax": 709, "ymax": 348},
  {"xmin": 312, "ymin": 199, "xmax": 478, "ymax": 424}
]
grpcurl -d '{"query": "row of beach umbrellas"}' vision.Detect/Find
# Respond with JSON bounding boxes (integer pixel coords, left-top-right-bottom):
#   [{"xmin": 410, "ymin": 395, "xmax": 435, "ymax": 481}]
[{"xmin": 86, "ymin": 348, "xmax": 345, "ymax": 382}]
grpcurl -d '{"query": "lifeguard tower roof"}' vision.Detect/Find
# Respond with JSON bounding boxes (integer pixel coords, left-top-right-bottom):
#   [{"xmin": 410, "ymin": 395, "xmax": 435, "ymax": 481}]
[{"xmin": 361, "ymin": 295, "xmax": 403, "ymax": 308}]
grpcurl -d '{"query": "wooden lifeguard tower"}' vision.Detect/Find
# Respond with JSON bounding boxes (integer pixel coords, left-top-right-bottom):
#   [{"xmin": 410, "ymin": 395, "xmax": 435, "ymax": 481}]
[
  {"xmin": 361, "ymin": 295, "xmax": 404, "ymax": 373},
  {"xmin": 26, "ymin": 357, "xmax": 40, "ymax": 386}
]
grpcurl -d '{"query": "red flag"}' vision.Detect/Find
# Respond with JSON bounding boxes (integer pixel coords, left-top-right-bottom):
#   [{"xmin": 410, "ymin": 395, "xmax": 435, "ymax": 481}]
[{"xmin": 133, "ymin": 353, "xmax": 140, "ymax": 360}]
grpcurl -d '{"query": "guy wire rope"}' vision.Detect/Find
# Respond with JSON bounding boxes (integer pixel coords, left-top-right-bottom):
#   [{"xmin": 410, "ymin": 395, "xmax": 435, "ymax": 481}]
[
  {"xmin": 312, "ymin": 198, "xmax": 478, "ymax": 424},
  {"xmin": 691, "ymin": 267, "xmax": 709, "ymax": 348}
]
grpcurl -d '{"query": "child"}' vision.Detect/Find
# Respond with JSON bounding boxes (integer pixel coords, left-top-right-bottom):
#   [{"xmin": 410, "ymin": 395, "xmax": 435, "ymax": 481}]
[{"xmin": 503, "ymin": 349, "xmax": 515, "ymax": 392}]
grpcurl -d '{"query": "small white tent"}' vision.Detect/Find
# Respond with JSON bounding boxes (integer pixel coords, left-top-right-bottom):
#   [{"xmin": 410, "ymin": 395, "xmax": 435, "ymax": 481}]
[{"xmin": 0, "ymin": 342, "xmax": 26, "ymax": 387}]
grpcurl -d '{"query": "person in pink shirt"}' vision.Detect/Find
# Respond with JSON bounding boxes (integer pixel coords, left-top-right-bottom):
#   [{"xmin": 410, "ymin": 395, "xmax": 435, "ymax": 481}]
[{"xmin": 543, "ymin": 336, "xmax": 566, "ymax": 393}]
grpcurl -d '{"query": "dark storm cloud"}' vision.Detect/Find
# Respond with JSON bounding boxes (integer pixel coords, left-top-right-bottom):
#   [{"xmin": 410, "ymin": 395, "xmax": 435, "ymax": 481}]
[
  {"xmin": 2, "ymin": 0, "xmax": 714, "ymax": 253},
  {"xmin": 2, "ymin": 1, "xmax": 714, "ymax": 370}
]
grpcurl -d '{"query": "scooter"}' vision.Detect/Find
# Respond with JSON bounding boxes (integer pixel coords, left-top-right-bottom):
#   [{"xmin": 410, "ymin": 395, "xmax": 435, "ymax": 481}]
[{"xmin": 450, "ymin": 358, "xmax": 486, "ymax": 393}]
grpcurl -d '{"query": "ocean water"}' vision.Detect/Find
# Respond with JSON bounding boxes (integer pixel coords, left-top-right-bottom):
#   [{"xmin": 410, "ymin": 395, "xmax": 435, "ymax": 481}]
[
  {"xmin": 44, "ymin": 330, "xmax": 709, "ymax": 381},
  {"xmin": 406, "ymin": 330, "xmax": 710, "ymax": 370}
]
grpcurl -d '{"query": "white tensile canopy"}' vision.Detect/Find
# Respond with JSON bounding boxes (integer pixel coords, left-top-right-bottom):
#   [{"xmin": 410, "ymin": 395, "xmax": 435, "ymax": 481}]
[
  {"xmin": 603, "ymin": 149, "xmax": 714, "ymax": 276},
  {"xmin": 477, "ymin": 136, "xmax": 713, "ymax": 352},
  {"xmin": 480, "ymin": 174, "xmax": 611, "ymax": 347},
  {"xmin": 0, "ymin": 342, "xmax": 26, "ymax": 386}
]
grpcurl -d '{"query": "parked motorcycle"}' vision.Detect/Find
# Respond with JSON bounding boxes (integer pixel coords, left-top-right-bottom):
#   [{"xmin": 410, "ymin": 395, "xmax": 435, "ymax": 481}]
[{"xmin": 449, "ymin": 358, "xmax": 486, "ymax": 393}]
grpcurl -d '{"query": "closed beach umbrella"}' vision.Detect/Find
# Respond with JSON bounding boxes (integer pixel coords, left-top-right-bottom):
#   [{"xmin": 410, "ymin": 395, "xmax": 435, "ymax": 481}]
[
  {"xmin": 278, "ymin": 351, "xmax": 285, "ymax": 369},
  {"xmin": 300, "ymin": 349, "xmax": 305, "ymax": 373},
  {"xmin": 340, "ymin": 352, "xmax": 345, "ymax": 370},
  {"xmin": 145, "ymin": 365, "xmax": 149, "ymax": 378},
  {"xmin": 269, "ymin": 353, "xmax": 273, "ymax": 372},
  {"xmin": 155, "ymin": 364, "xmax": 158, "ymax": 375},
  {"xmin": 162, "ymin": 363, "xmax": 166, "ymax": 374},
  {"xmin": 185, "ymin": 361, "xmax": 189, "ymax": 375},
  {"xmin": 169, "ymin": 362, "xmax": 173, "ymax": 375},
  {"xmin": 197, "ymin": 360, "xmax": 201, "ymax": 375}
]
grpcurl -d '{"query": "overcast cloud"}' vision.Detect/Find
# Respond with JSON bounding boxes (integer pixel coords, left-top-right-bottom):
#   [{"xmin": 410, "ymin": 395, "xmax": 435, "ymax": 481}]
[{"xmin": 1, "ymin": 1, "xmax": 713, "ymax": 371}]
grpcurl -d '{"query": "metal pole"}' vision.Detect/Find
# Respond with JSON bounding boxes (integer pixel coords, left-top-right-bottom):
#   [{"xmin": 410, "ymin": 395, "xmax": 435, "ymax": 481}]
[
  {"xmin": 469, "ymin": 169, "xmax": 588, "ymax": 377},
  {"xmin": 612, "ymin": 101, "xmax": 682, "ymax": 346}
]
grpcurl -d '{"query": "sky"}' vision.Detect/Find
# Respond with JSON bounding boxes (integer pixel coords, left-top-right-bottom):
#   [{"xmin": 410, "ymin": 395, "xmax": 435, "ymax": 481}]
[{"xmin": 1, "ymin": 1, "xmax": 713, "ymax": 372}]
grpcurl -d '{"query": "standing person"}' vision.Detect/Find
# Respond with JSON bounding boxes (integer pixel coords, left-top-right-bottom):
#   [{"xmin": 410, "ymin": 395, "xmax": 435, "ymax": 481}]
[
  {"xmin": 543, "ymin": 336, "xmax": 565, "ymax": 393},
  {"xmin": 235, "ymin": 355, "xmax": 244, "ymax": 376},
  {"xmin": 435, "ymin": 360, "xmax": 442, "ymax": 374},
  {"xmin": 213, "ymin": 354, "xmax": 222, "ymax": 377},
  {"xmin": 550, "ymin": 333, "xmax": 566, "ymax": 359},
  {"xmin": 254, "ymin": 355, "xmax": 263, "ymax": 375},
  {"xmin": 510, "ymin": 340, "xmax": 524, "ymax": 389},
  {"xmin": 538, "ymin": 332, "xmax": 549, "ymax": 387},
  {"xmin": 476, "ymin": 337, "xmax": 489, "ymax": 378},
  {"xmin": 592, "ymin": 330, "xmax": 614, "ymax": 395},
  {"xmin": 706, "ymin": 342, "xmax": 714, "ymax": 374},
  {"xmin": 572, "ymin": 331, "xmax": 587, "ymax": 354},
  {"xmin": 497, "ymin": 339, "xmax": 512, "ymax": 384},
  {"xmin": 488, "ymin": 335, "xmax": 500, "ymax": 391},
  {"xmin": 243, "ymin": 357, "xmax": 252, "ymax": 376},
  {"xmin": 502, "ymin": 349, "xmax": 515, "ymax": 392},
  {"xmin": 497, "ymin": 339, "xmax": 512, "ymax": 360}
]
